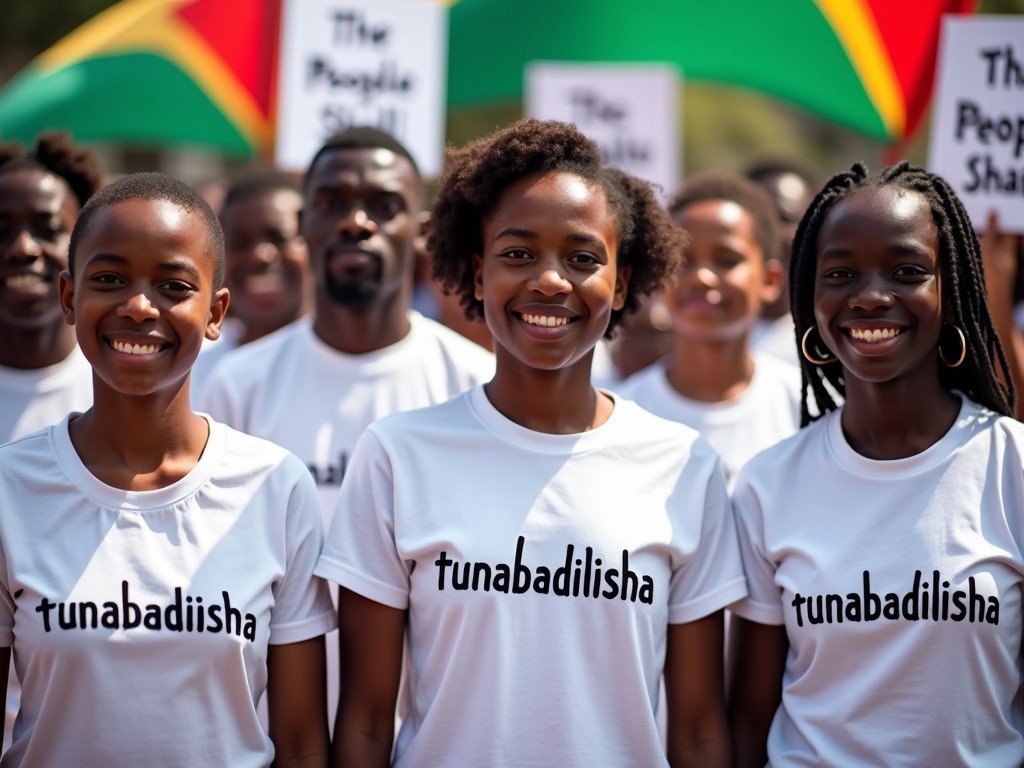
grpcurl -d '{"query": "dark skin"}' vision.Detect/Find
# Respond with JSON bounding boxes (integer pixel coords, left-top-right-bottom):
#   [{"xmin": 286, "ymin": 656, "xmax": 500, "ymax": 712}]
[
  {"xmin": 814, "ymin": 187, "xmax": 959, "ymax": 459},
  {"xmin": 55, "ymin": 198, "xmax": 328, "ymax": 766},
  {"xmin": 335, "ymin": 171, "xmax": 730, "ymax": 767},
  {"xmin": 301, "ymin": 147, "xmax": 424, "ymax": 355},
  {"xmin": 0, "ymin": 168, "xmax": 81, "ymax": 369},
  {"xmin": 730, "ymin": 186, "xmax": 963, "ymax": 764},
  {"xmin": 663, "ymin": 199, "xmax": 780, "ymax": 403}
]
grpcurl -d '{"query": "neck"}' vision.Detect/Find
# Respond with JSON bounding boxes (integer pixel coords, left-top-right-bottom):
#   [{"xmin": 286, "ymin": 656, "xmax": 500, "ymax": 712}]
[
  {"xmin": 312, "ymin": 292, "xmax": 411, "ymax": 354},
  {"xmin": 666, "ymin": 334, "xmax": 755, "ymax": 402},
  {"xmin": 69, "ymin": 378, "xmax": 209, "ymax": 491},
  {"xmin": 839, "ymin": 375, "xmax": 960, "ymax": 460},
  {"xmin": 0, "ymin": 322, "xmax": 77, "ymax": 370},
  {"xmin": 486, "ymin": 350, "xmax": 612, "ymax": 434}
]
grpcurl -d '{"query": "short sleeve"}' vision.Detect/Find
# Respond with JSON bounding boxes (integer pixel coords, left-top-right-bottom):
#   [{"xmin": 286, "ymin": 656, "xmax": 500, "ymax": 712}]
[
  {"xmin": 269, "ymin": 465, "xmax": 337, "ymax": 645},
  {"xmin": 728, "ymin": 471, "xmax": 785, "ymax": 625},
  {"xmin": 315, "ymin": 429, "xmax": 410, "ymax": 610},
  {"xmin": 668, "ymin": 451, "xmax": 748, "ymax": 624}
]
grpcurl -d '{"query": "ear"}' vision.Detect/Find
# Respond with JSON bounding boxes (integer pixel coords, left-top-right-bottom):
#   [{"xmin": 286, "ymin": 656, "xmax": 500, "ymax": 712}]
[
  {"xmin": 59, "ymin": 270, "xmax": 76, "ymax": 326},
  {"xmin": 205, "ymin": 287, "xmax": 230, "ymax": 341},
  {"xmin": 413, "ymin": 210, "xmax": 432, "ymax": 282},
  {"xmin": 612, "ymin": 265, "xmax": 632, "ymax": 311},
  {"xmin": 472, "ymin": 253, "xmax": 484, "ymax": 302},
  {"xmin": 760, "ymin": 257, "xmax": 783, "ymax": 305}
]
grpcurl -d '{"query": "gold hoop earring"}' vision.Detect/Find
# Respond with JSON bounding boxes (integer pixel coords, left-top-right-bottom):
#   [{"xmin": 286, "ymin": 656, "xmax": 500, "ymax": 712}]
[
  {"xmin": 801, "ymin": 326, "xmax": 836, "ymax": 365},
  {"xmin": 938, "ymin": 324, "xmax": 966, "ymax": 368}
]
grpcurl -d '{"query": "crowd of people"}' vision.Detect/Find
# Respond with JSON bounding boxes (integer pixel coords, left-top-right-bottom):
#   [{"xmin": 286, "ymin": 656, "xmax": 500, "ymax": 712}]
[{"xmin": 0, "ymin": 118, "xmax": 1021, "ymax": 767}]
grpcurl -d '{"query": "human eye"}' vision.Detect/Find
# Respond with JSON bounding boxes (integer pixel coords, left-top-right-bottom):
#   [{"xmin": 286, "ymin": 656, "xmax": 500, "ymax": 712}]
[
  {"xmin": 375, "ymin": 194, "xmax": 405, "ymax": 220},
  {"xmin": 821, "ymin": 267, "xmax": 854, "ymax": 280},
  {"xmin": 498, "ymin": 248, "xmax": 533, "ymax": 262},
  {"xmin": 88, "ymin": 272, "xmax": 124, "ymax": 288},
  {"xmin": 892, "ymin": 263, "xmax": 930, "ymax": 280},
  {"xmin": 161, "ymin": 279, "xmax": 197, "ymax": 295},
  {"xmin": 568, "ymin": 251, "xmax": 602, "ymax": 267}
]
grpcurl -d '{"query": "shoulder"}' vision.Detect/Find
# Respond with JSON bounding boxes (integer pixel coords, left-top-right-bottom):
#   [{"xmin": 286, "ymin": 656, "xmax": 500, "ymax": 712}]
[
  {"xmin": 213, "ymin": 420, "xmax": 312, "ymax": 482},
  {"xmin": 609, "ymin": 393, "xmax": 708, "ymax": 455},
  {"xmin": 369, "ymin": 389, "xmax": 476, "ymax": 443}
]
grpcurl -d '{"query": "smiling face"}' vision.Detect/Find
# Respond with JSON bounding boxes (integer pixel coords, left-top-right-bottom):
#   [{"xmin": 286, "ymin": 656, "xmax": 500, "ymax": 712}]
[
  {"xmin": 813, "ymin": 186, "xmax": 943, "ymax": 388},
  {"xmin": 61, "ymin": 198, "xmax": 228, "ymax": 398},
  {"xmin": 302, "ymin": 147, "xmax": 421, "ymax": 311},
  {"xmin": 0, "ymin": 168, "xmax": 80, "ymax": 333},
  {"xmin": 473, "ymin": 171, "xmax": 627, "ymax": 375},
  {"xmin": 221, "ymin": 188, "xmax": 308, "ymax": 335},
  {"xmin": 664, "ymin": 199, "xmax": 777, "ymax": 342}
]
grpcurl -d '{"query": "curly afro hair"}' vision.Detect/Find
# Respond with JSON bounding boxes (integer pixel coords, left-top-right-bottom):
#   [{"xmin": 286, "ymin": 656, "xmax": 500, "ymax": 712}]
[
  {"xmin": 0, "ymin": 131, "xmax": 104, "ymax": 208},
  {"xmin": 429, "ymin": 119, "xmax": 686, "ymax": 337}
]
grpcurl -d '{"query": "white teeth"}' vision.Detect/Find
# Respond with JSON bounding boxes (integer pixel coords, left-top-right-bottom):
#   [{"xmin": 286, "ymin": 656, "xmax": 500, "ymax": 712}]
[
  {"xmin": 850, "ymin": 327, "xmax": 900, "ymax": 342},
  {"xmin": 522, "ymin": 313, "xmax": 569, "ymax": 327},
  {"xmin": 4, "ymin": 274, "xmax": 45, "ymax": 289},
  {"xmin": 111, "ymin": 340, "xmax": 162, "ymax": 355}
]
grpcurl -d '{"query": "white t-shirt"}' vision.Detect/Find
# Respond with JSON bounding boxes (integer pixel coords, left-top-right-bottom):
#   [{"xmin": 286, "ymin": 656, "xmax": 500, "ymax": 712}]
[
  {"xmin": 188, "ymin": 319, "xmax": 242, "ymax": 408},
  {"xmin": 0, "ymin": 346, "xmax": 94, "ymax": 754},
  {"xmin": 753, "ymin": 315, "xmax": 799, "ymax": 369},
  {"xmin": 732, "ymin": 396, "xmax": 1024, "ymax": 767},
  {"xmin": 618, "ymin": 354, "xmax": 801, "ymax": 485},
  {"xmin": 0, "ymin": 347, "xmax": 92, "ymax": 444},
  {"xmin": 0, "ymin": 416, "xmax": 336, "ymax": 768},
  {"xmin": 316, "ymin": 386, "xmax": 747, "ymax": 767},
  {"xmin": 200, "ymin": 310, "xmax": 494, "ymax": 728}
]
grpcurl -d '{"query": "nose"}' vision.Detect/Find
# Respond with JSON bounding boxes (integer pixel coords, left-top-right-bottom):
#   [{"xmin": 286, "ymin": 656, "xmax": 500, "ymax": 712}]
[
  {"xmin": 336, "ymin": 205, "xmax": 377, "ymax": 239},
  {"xmin": 849, "ymin": 274, "xmax": 894, "ymax": 311},
  {"xmin": 529, "ymin": 264, "xmax": 572, "ymax": 296},
  {"xmin": 117, "ymin": 290, "xmax": 160, "ymax": 323},
  {"xmin": 694, "ymin": 266, "xmax": 719, "ymax": 287},
  {"xmin": 2, "ymin": 229, "xmax": 44, "ymax": 260},
  {"xmin": 252, "ymin": 241, "xmax": 279, "ymax": 266}
]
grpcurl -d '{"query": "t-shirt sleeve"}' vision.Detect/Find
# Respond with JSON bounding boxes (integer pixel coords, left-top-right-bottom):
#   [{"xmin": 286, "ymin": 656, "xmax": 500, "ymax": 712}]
[
  {"xmin": 269, "ymin": 465, "xmax": 337, "ymax": 645},
  {"xmin": 668, "ymin": 450, "xmax": 748, "ymax": 624},
  {"xmin": 728, "ymin": 470, "xmax": 785, "ymax": 625},
  {"xmin": 315, "ymin": 429, "xmax": 409, "ymax": 610}
]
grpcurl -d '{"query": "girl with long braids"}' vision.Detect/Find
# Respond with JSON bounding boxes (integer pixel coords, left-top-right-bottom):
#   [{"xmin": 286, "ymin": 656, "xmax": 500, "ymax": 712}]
[{"xmin": 729, "ymin": 161, "xmax": 1023, "ymax": 767}]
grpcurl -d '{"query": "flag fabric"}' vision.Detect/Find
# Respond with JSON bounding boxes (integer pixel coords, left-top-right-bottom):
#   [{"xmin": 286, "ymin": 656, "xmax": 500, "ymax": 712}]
[
  {"xmin": 0, "ymin": 0, "xmax": 975, "ymax": 154},
  {"xmin": 0, "ymin": 0, "xmax": 279, "ymax": 157},
  {"xmin": 448, "ymin": 0, "xmax": 976, "ymax": 143}
]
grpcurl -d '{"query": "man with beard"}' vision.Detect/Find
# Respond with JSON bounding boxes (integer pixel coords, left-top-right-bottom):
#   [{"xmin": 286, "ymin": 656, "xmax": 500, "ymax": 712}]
[{"xmin": 200, "ymin": 126, "xmax": 494, "ymax": 728}]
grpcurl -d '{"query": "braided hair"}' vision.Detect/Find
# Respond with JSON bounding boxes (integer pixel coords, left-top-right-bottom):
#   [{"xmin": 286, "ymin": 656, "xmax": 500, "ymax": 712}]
[{"xmin": 790, "ymin": 161, "xmax": 1014, "ymax": 425}]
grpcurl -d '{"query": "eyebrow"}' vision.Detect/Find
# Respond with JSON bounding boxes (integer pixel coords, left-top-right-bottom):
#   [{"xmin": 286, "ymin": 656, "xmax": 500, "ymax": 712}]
[
  {"xmin": 819, "ymin": 242, "xmax": 934, "ymax": 262},
  {"xmin": 492, "ymin": 227, "xmax": 606, "ymax": 248},
  {"xmin": 84, "ymin": 253, "xmax": 202, "ymax": 280}
]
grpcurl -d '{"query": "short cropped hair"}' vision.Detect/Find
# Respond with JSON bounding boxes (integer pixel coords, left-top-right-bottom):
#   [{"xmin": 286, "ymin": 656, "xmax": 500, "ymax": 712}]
[
  {"xmin": 69, "ymin": 172, "xmax": 226, "ymax": 289},
  {"xmin": 430, "ymin": 118, "xmax": 686, "ymax": 337},
  {"xmin": 668, "ymin": 171, "xmax": 778, "ymax": 265},
  {"xmin": 221, "ymin": 168, "xmax": 301, "ymax": 214},
  {"xmin": 305, "ymin": 126, "xmax": 422, "ymax": 191}
]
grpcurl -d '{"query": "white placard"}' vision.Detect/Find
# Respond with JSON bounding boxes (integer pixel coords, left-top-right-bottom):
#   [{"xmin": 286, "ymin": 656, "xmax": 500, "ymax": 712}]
[
  {"xmin": 275, "ymin": 0, "xmax": 447, "ymax": 177},
  {"xmin": 928, "ymin": 16, "xmax": 1024, "ymax": 232},
  {"xmin": 526, "ymin": 63, "xmax": 681, "ymax": 199}
]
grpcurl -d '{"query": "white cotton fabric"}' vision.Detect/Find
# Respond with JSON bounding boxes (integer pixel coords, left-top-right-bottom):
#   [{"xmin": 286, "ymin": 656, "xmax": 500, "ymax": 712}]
[
  {"xmin": 316, "ymin": 386, "xmax": 747, "ymax": 767},
  {"xmin": 732, "ymin": 395, "xmax": 1024, "ymax": 767},
  {"xmin": 618, "ymin": 353, "xmax": 801, "ymax": 485},
  {"xmin": 0, "ymin": 416, "xmax": 336, "ymax": 768},
  {"xmin": 199, "ymin": 310, "xmax": 494, "ymax": 728},
  {"xmin": 0, "ymin": 347, "xmax": 92, "ymax": 444}
]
